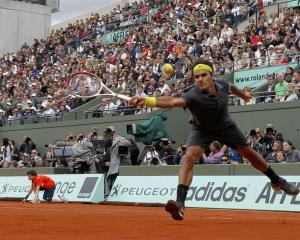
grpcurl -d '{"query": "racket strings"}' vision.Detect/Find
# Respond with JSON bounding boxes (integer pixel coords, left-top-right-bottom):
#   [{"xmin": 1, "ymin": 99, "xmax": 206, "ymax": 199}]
[{"xmin": 67, "ymin": 73, "xmax": 103, "ymax": 97}]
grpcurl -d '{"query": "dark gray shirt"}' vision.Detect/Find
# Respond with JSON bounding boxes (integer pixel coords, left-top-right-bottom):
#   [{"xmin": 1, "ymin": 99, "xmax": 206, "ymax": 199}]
[
  {"xmin": 286, "ymin": 150, "xmax": 300, "ymax": 163},
  {"xmin": 181, "ymin": 78, "xmax": 235, "ymax": 131}
]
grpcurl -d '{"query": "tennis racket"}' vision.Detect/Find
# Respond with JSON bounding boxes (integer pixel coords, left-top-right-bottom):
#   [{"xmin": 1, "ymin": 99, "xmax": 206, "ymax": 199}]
[{"xmin": 65, "ymin": 72, "xmax": 131, "ymax": 101}]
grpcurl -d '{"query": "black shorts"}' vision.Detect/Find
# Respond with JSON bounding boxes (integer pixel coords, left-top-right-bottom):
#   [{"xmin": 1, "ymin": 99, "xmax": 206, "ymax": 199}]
[
  {"xmin": 40, "ymin": 186, "xmax": 56, "ymax": 202},
  {"xmin": 186, "ymin": 124, "xmax": 248, "ymax": 150}
]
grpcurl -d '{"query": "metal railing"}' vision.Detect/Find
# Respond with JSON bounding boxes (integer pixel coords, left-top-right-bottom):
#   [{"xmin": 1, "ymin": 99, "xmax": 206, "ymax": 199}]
[{"xmin": 0, "ymin": 88, "xmax": 298, "ymax": 127}]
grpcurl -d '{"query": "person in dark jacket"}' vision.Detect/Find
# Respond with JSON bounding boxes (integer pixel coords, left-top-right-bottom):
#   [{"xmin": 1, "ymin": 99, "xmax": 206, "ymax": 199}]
[{"xmin": 19, "ymin": 137, "xmax": 36, "ymax": 155}]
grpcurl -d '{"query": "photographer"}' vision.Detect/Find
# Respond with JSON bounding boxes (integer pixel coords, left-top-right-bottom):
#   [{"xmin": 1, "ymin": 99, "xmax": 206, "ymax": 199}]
[
  {"xmin": 246, "ymin": 128, "xmax": 263, "ymax": 154},
  {"xmin": 18, "ymin": 153, "xmax": 33, "ymax": 168},
  {"xmin": 105, "ymin": 126, "xmax": 131, "ymax": 196},
  {"xmin": 173, "ymin": 144, "xmax": 187, "ymax": 165},
  {"xmin": 71, "ymin": 132, "xmax": 97, "ymax": 173},
  {"xmin": 88, "ymin": 128, "xmax": 102, "ymax": 141},
  {"xmin": 19, "ymin": 137, "xmax": 36, "ymax": 155},
  {"xmin": 158, "ymin": 138, "xmax": 177, "ymax": 165},
  {"xmin": 0, "ymin": 138, "xmax": 13, "ymax": 168},
  {"xmin": 259, "ymin": 124, "xmax": 284, "ymax": 157},
  {"xmin": 128, "ymin": 139, "xmax": 139, "ymax": 166}
]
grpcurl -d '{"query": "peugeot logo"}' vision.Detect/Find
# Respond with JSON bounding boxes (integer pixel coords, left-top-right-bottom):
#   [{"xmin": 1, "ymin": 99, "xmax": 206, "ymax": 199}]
[
  {"xmin": 0, "ymin": 184, "xmax": 9, "ymax": 194},
  {"xmin": 110, "ymin": 184, "xmax": 122, "ymax": 197}
]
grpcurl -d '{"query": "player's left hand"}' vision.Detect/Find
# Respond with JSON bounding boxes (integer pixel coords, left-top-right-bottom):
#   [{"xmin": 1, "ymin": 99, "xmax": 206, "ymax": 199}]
[
  {"xmin": 240, "ymin": 93, "xmax": 252, "ymax": 103},
  {"xmin": 129, "ymin": 96, "xmax": 146, "ymax": 106}
]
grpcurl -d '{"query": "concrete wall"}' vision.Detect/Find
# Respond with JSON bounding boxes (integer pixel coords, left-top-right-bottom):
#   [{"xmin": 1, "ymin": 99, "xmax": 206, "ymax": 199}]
[
  {"xmin": 0, "ymin": 167, "xmax": 70, "ymax": 176},
  {"xmin": 0, "ymin": 0, "xmax": 51, "ymax": 55}
]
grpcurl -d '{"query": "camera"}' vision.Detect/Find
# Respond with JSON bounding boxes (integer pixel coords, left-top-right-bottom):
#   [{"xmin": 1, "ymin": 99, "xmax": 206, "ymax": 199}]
[
  {"xmin": 266, "ymin": 128, "xmax": 273, "ymax": 134},
  {"xmin": 77, "ymin": 135, "xmax": 84, "ymax": 141},
  {"xmin": 118, "ymin": 145, "xmax": 129, "ymax": 157},
  {"xmin": 250, "ymin": 129, "xmax": 256, "ymax": 136}
]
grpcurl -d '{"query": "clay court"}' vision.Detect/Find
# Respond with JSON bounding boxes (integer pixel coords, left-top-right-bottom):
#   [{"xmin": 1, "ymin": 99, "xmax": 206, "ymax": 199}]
[{"xmin": 0, "ymin": 202, "xmax": 299, "ymax": 240}]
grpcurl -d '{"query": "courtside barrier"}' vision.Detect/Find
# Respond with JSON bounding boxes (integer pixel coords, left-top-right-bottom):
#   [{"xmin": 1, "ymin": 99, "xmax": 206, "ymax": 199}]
[
  {"xmin": 0, "ymin": 174, "xmax": 104, "ymax": 203},
  {"xmin": 108, "ymin": 176, "xmax": 300, "ymax": 211}
]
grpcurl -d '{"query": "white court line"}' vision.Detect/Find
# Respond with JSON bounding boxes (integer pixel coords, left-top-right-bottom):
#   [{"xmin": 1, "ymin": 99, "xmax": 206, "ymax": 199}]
[{"xmin": 0, "ymin": 203, "xmax": 299, "ymax": 221}]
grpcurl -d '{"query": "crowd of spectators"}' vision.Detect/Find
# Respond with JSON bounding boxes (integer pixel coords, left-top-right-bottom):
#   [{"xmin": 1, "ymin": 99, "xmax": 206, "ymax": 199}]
[
  {"xmin": 169, "ymin": 123, "xmax": 300, "ymax": 165},
  {"xmin": 0, "ymin": 136, "xmax": 43, "ymax": 168},
  {"xmin": 238, "ymin": 68, "xmax": 300, "ymax": 105},
  {"xmin": 1, "ymin": 122, "xmax": 300, "ymax": 169},
  {"xmin": 2, "ymin": 0, "xmax": 300, "ymax": 123},
  {"xmin": 1, "ymin": 1, "xmax": 300, "ymax": 167}
]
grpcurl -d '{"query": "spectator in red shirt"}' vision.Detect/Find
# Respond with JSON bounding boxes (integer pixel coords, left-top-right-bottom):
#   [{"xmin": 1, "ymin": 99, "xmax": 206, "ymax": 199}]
[
  {"xmin": 22, "ymin": 170, "xmax": 56, "ymax": 203},
  {"xmin": 250, "ymin": 31, "xmax": 261, "ymax": 46}
]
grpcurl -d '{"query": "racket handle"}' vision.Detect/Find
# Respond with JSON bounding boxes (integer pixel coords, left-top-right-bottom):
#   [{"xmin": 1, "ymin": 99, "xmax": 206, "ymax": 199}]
[{"xmin": 116, "ymin": 94, "xmax": 132, "ymax": 101}]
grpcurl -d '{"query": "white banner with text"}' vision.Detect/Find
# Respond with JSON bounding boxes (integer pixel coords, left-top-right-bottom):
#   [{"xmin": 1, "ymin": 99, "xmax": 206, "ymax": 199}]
[
  {"xmin": 0, "ymin": 174, "xmax": 104, "ymax": 203},
  {"xmin": 108, "ymin": 176, "xmax": 300, "ymax": 211}
]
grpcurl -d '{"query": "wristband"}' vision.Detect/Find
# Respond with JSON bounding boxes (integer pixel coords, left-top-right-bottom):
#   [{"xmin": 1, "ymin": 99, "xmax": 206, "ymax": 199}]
[{"xmin": 144, "ymin": 97, "xmax": 157, "ymax": 107}]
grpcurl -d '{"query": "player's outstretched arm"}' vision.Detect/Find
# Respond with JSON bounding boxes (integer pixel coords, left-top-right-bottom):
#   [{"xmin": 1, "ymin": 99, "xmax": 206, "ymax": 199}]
[
  {"xmin": 229, "ymin": 84, "xmax": 251, "ymax": 102},
  {"xmin": 32, "ymin": 185, "xmax": 41, "ymax": 204},
  {"xmin": 129, "ymin": 96, "xmax": 187, "ymax": 109},
  {"xmin": 22, "ymin": 186, "xmax": 33, "ymax": 202}
]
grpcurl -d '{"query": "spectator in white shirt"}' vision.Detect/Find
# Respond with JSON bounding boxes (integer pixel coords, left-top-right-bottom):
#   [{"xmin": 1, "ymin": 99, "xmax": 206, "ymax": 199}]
[
  {"xmin": 206, "ymin": 32, "xmax": 219, "ymax": 46},
  {"xmin": 103, "ymin": 98, "xmax": 117, "ymax": 114},
  {"xmin": 42, "ymin": 103, "xmax": 56, "ymax": 117},
  {"xmin": 281, "ymin": 83, "xmax": 299, "ymax": 102},
  {"xmin": 220, "ymin": 22, "xmax": 234, "ymax": 39}
]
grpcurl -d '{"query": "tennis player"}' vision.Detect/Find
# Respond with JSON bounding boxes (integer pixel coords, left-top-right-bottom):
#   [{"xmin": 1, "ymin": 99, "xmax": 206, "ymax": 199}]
[
  {"xmin": 22, "ymin": 170, "xmax": 56, "ymax": 203},
  {"xmin": 129, "ymin": 59, "xmax": 299, "ymax": 220}
]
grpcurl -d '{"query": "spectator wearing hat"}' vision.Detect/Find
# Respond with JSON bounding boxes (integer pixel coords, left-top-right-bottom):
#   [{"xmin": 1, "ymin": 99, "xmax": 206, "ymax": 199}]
[
  {"xmin": 104, "ymin": 126, "xmax": 131, "ymax": 195},
  {"xmin": 17, "ymin": 153, "xmax": 32, "ymax": 168},
  {"xmin": 41, "ymin": 95, "xmax": 53, "ymax": 109},
  {"xmin": 42, "ymin": 103, "xmax": 56, "ymax": 118},
  {"xmin": 31, "ymin": 149, "xmax": 46, "ymax": 167},
  {"xmin": 267, "ymin": 45, "xmax": 278, "ymax": 65}
]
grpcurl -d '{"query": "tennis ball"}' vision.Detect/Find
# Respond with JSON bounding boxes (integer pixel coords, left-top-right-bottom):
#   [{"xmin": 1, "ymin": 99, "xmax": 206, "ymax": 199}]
[{"xmin": 163, "ymin": 63, "xmax": 174, "ymax": 75}]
